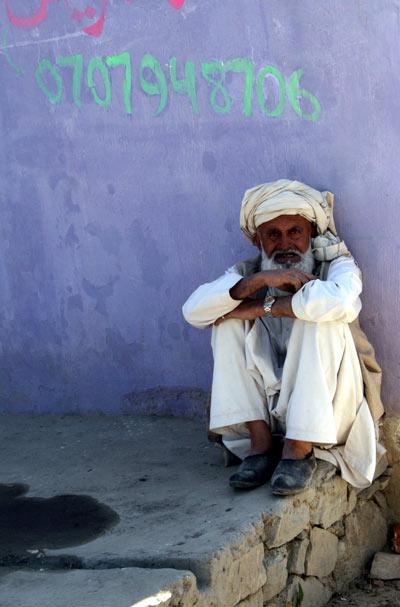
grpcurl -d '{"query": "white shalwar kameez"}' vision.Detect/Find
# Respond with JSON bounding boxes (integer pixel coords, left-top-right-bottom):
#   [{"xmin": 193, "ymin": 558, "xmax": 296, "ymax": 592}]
[{"xmin": 183, "ymin": 255, "xmax": 386, "ymax": 489}]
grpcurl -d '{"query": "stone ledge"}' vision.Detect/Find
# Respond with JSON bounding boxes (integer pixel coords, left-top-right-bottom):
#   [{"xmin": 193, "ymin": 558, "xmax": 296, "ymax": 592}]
[
  {"xmin": 0, "ymin": 567, "xmax": 198, "ymax": 607},
  {"xmin": 0, "ymin": 415, "xmax": 390, "ymax": 607}
]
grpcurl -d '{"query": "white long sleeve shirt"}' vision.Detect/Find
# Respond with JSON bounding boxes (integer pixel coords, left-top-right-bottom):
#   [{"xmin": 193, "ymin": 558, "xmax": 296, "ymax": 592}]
[{"xmin": 182, "ymin": 255, "xmax": 362, "ymax": 329}]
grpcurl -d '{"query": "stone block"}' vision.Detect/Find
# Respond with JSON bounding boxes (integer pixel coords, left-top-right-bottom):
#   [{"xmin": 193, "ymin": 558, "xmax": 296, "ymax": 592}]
[
  {"xmin": 370, "ymin": 552, "xmax": 400, "ymax": 580},
  {"xmin": 337, "ymin": 539, "xmax": 346, "ymax": 560},
  {"xmin": 234, "ymin": 588, "xmax": 263, "ymax": 607},
  {"xmin": 329, "ymin": 520, "xmax": 345, "ymax": 539},
  {"xmin": 313, "ymin": 461, "xmax": 338, "ymax": 484},
  {"xmin": 264, "ymin": 502, "xmax": 310, "ymax": 548},
  {"xmin": 287, "ymin": 575, "xmax": 332, "ymax": 607},
  {"xmin": 309, "ymin": 475, "xmax": 349, "ymax": 529},
  {"xmin": 208, "ymin": 542, "xmax": 266, "ymax": 607},
  {"xmin": 383, "ymin": 416, "xmax": 400, "ymax": 521},
  {"xmin": 346, "ymin": 487, "xmax": 358, "ymax": 515},
  {"xmin": 383, "ymin": 416, "xmax": 400, "ymax": 463},
  {"xmin": 264, "ymin": 574, "xmax": 333, "ymax": 607},
  {"xmin": 333, "ymin": 500, "xmax": 388, "ymax": 590},
  {"xmin": 263, "ymin": 547, "xmax": 288, "ymax": 601},
  {"xmin": 305, "ymin": 527, "xmax": 338, "ymax": 578},
  {"xmin": 373, "ymin": 490, "xmax": 388, "ymax": 511},
  {"xmin": 384, "ymin": 463, "xmax": 400, "ymax": 522},
  {"xmin": 288, "ymin": 537, "xmax": 310, "ymax": 575},
  {"xmin": 358, "ymin": 472, "xmax": 391, "ymax": 501},
  {"xmin": 263, "ymin": 593, "xmax": 286, "ymax": 607}
]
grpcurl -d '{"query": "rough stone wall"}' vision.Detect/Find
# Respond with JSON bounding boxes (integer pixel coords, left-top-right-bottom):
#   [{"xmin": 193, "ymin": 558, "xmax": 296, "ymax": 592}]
[
  {"xmin": 166, "ymin": 464, "xmax": 390, "ymax": 607},
  {"xmin": 383, "ymin": 416, "xmax": 400, "ymax": 522},
  {"xmin": 260, "ymin": 471, "xmax": 389, "ymax": 607}
]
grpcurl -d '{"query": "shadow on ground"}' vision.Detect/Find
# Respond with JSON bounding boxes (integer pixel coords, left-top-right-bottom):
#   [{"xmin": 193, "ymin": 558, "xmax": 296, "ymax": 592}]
[{"xmin": 0, "ymin": 484, "xmax": 120, "ymax": 560}]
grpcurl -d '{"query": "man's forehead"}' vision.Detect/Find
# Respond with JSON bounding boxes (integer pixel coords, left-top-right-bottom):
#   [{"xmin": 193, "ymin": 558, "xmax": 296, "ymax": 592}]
[{"xmin": 257, "ymin": 214, "xmax": 313, "ymax": 231}]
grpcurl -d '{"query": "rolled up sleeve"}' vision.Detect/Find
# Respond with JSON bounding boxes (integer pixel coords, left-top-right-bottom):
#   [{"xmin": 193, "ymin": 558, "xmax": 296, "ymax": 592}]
[
  {"xmin": 182, "ymin": 271, "xmax": 243, "ymax": 329},
  {"xmin": 291, "ymin": 256, "xmax": 362, "ymax": 323}
]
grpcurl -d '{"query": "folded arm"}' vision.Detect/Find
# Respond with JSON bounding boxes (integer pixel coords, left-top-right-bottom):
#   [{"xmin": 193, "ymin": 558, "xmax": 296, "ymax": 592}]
[
  {"xmin": 182, "ymin": 271, "xmax": 244, "ymax": 329},
  {"xmin": 291, "ymin": 256, "xmax": 362, "ymax": 323},
  {"xmin": 182, "ymin": 266, "xmax": 313, "ymax": 328},
  {"xmin": 183, "ymin": 256, "xmax": 362, "ymax": 328}
]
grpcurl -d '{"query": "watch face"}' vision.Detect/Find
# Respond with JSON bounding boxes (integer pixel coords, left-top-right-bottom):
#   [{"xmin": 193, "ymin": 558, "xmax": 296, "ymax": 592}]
[{"xmin": 263, "ymin": 296, "xmax": 275, "ymax": 316}]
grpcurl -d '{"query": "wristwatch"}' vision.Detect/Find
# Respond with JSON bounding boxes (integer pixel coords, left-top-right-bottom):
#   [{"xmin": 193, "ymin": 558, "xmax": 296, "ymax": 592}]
[{"xmin": 263, "ymin": 295, "xmax": 276, "ymax": 317}]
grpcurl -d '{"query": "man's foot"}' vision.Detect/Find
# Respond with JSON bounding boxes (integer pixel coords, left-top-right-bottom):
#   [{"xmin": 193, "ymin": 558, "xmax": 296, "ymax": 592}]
[
  {"xmin": 281, "ymin": 438, "xmax": 312, "ymax": 460},
  {"xmin": 246, "ymin": 420, "xmax": 273, "ymax": 455},
  {"xmin": 229, "ymin": 452, "xmax": 279, "ymax": 490},
  {"xmin": 270, "ymin": 451, "xmax": 317, "ymax": 496}
]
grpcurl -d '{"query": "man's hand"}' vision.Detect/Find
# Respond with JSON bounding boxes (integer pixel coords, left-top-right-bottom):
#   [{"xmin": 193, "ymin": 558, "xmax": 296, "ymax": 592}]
[
  {"xmin": 230, "ymin": 269, "xmax": 314, "ymax": 300},
  {"xmin": 264, "ymin": 269, "xmax": 314, "ymax": 293},
  {"xmin": 215, "ymin": 295, "xmax": 296, "ymax": 325},
  {"xmin": 214, "ymin": 300, "xmax": 264, "ymax": 326}
]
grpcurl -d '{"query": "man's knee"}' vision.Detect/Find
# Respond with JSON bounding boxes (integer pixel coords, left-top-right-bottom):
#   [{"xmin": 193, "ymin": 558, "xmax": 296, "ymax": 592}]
[
  {"xmin": 291, "ymin": 318, "xmax": 346, "ymax": 349},
  {"xmin": 211, "ymin": 318, "xmax": 247, "ymax": 351}
]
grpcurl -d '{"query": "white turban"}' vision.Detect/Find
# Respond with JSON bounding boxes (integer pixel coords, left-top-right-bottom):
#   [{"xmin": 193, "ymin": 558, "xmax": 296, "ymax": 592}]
[{"xmin": 240, "ymin": 179, "xmax": 337, "ymax": 242}]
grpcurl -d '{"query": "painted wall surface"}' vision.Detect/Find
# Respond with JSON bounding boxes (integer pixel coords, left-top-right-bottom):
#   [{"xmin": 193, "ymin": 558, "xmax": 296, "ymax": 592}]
[{"xmin": 0, "ymin": 0, "xmax": 399, "ymax": 413}]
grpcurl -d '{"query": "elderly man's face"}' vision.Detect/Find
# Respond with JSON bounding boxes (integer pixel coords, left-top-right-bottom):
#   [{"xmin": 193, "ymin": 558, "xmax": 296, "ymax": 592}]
[{"xmin": 255, "ymin": 214, "xmax": 313, "ymax": 265}]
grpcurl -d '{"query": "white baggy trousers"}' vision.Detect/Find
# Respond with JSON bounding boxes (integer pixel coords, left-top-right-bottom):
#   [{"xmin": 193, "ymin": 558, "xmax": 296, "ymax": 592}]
[
  {"xmin": 183, "ymin": 256, "xmax": 386, "ymax": 488},
  {"xmin": 210, "ymin": 316, "xmax": 380, "ymax": 488}
]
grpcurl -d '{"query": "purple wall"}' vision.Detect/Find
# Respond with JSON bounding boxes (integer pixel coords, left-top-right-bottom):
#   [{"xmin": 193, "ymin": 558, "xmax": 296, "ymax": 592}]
[{"xmin": 0, "ymin": 0, "xmax": 399, "ymax": 413}]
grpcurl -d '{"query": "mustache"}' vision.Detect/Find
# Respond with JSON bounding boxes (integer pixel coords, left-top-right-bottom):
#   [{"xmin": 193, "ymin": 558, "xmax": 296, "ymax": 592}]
[
  {"xmin": 271, "ymin": 249, "xmax": 301, "ymax": 260},
  {"xmin": 261, "ymin": 245, "xmax": 315, "ymax": 276},
  {"xmin": 269, "ymin": 249, "xmax": 305, "ymax": 261}
]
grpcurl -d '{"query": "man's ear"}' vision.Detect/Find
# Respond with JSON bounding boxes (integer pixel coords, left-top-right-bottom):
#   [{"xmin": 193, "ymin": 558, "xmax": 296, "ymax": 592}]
[
  {"xmin": 311, "ymin": 223, "xmax": 318, "ymax": 238},
  {"xmin": 252, "ymin": 232, "xmax": 261, "ymax": 250}
]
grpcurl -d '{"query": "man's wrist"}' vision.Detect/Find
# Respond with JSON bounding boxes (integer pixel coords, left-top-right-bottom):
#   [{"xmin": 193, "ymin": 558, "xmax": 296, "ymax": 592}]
[
  {"xmin": 230, "ymin": 273, "xmax": 271, "ymax": 301},
  {"xmin": 257, "ymin": 300, "xmax": 266, "ymax": 317},
  {"xmin": 271, "ymin": 296, "xmax": 295, "ymax": 318},
  {"xmin": 263, "ymin": 295, "xmax": 276, "ymax": 317}
]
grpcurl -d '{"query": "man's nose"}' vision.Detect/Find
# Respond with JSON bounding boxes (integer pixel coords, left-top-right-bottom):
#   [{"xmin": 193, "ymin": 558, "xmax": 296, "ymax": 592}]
[{"xmin": 280, "ymin": 233, "xmax": 292, "ymax": 250}]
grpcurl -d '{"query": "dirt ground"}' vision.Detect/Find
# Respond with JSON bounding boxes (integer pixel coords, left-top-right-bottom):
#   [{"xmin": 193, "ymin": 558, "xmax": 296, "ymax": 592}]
[{"xmin": 328, "ymin": 578, "xmax": 400, "ymax": 606}]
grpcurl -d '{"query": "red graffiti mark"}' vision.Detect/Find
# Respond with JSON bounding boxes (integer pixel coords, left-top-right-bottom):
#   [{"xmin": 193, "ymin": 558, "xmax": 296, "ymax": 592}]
[
  {"xmin": 82, "ymin": 0, "xmax": 107, "ymax": 37},
  {"xmin": 71, "ymin": 6, "xmax": 96, "ymax": 23},
  {"xmin": 5, "ymin": 0, "xmax": 48, "ymax": 28},
  {"xmin": 6, "ymin": 0, "xmax": 184, "ymax": 36},
  {"xmin": 169, "ymin": 0, "xmax": 185, "ymax": 8},
  {"xmin": 62, "ymin": 0, "xmax": 107, "ymax": 36}
]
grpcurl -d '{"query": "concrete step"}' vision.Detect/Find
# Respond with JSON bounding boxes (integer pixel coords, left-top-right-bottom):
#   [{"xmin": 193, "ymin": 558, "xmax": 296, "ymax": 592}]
[
  {"xmin": 0, "ymin": 567, "xmax": 196, "ymax": 607},
  {"xmin": 0, "ymin": 414, "xmax": 390, "ymax": 607}
]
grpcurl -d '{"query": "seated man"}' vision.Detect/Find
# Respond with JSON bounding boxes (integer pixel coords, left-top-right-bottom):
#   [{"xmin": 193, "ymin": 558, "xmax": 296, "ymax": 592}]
[{"xmin": 182, "ymin": 180, "xmax": 386, "ymax": 495}]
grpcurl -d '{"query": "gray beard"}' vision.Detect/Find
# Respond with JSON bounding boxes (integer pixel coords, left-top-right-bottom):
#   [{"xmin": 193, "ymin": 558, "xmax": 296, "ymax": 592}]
[{"xmin": 261, "ymin": 245, "xmax": 315, "ymax": 297}]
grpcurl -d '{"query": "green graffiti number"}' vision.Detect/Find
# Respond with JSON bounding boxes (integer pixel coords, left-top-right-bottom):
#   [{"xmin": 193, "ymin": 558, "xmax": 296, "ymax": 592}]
[
  {"xmin": 56, "ymin": 54, "xmax": 83, "ymax": 107},
  {"xmin": 140, "ymin": 54, "xmax": 168, "ymax": 116},
  {"xmin": 257, "ymin": 66, "xmax": 286, "ymax": 117},
  {"xmin": 106, "ymin": 52, "xmax": 132, "ymax": 115},
  {"xmin": 288, "ymin": 69, "xmax": 321, "ymax": 122},
  {"xmin": 87, "ymin": 57, "xmax": 112, "ymax": 108},
  {"xmin": 35, "ymin": 59, "xmax": 63, "ymax": 104},
  {"xmin": 33, "ymin": 51, "xmax": 322, "ymax": 122},
  {"xmin": 169, "ymin": 57, "xmax": 199, "ymax": 114},
  {"xmin": 225, "ymin": 58, "xmax": 254, "ymax": 117},
  {"xmin": 201, "ymin": 61, "xmax": 231, "ymax": 115}
]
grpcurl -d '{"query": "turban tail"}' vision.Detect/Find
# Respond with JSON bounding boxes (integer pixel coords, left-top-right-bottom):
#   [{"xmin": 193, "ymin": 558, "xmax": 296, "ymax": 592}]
[{"xmin": 240, "ymin": 179, "xmax": 349, "ymax": 262}]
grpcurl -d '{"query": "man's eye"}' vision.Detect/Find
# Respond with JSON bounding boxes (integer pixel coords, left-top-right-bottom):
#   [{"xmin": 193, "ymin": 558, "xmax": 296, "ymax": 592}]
[{"xmin": 289, "ymin": 227, "xmax": 302, "ymax": 236}]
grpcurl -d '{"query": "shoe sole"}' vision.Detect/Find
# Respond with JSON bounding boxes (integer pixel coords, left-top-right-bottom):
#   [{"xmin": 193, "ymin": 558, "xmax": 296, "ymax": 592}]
[
  {"xmin": 272, "ymin": 475, "xmax": 315, "ymax": 496},
  {"xmin": 229, "ymin": 479, "xmax": 265, "ymax": 490},
  {"xmin": 272, "ymin": 486, "xmax": 309, "ymax": 496}
]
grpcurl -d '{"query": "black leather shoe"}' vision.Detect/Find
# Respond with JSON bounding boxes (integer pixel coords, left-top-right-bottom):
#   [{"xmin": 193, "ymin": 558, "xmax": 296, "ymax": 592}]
[
  {"xmin": 229, "ymin": 453, "xmax": 278, "ymax": 490},
  {"xmin": 271, "ymin": 452, "xmax": 317, "ymax": 496}
]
